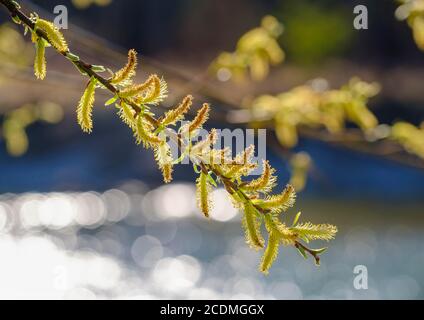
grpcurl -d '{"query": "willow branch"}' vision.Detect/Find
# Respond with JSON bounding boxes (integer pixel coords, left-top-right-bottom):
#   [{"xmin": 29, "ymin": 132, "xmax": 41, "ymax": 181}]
[{"xmin": 0, "ymin": 0, "xmax": 326, "ymax": 262}]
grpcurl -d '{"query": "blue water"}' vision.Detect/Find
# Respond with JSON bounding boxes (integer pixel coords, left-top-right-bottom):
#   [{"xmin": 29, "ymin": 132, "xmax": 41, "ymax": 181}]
[{"xmin": 1, "ymin": 114, "xmax": 424, "ymax": 201}]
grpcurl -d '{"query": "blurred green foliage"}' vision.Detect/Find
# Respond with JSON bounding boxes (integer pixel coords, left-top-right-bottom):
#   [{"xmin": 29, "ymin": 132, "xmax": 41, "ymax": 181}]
[
  {"xmin": 289, "ymin": 152, "xmax": 312, "ymax": 192},
  {"xmin": 0, "ymin": 23, "xmax": 63, "ymax": 157},
  {"xmin": 251, "ymin": 78, "xmax": 380, "ymax": 148},
  {"xmin": 71, "ymin": 0, "xmax": 112, "ymax": 10},
  {"xmin": 392, "ymin": 121, "xmax": 424, "ymax": 159},
  {"xmin": 0, "ymin": 23, "xmax": 32, "ymax": 72},
  {"xmin": 396, "ymin": 0, "xmax": 424, "ymax": 51},
  {"xmin": 210, "ymin": 16, "xmax": 285, "ymax": 82},
  {"xmin": 277, "ymin": 0, "xmax": 354, "ymax": 65},
  {"xmin": 1, "ymin": 102, "xmax": 64, "ymax": 157}
]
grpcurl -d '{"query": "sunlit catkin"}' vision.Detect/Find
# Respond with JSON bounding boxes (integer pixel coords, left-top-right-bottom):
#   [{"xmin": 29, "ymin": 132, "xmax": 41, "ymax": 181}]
[
  {"xmin": 196, "ymin": 172, "xmax": 212, "ymax": 218},
  {"xmin": 189, "ymin": 103, "xmax": 210, "ymax": 133},
  {"xmin": 243, "ymin": 201, "xmax": 265, "ymax": 250},
  {"xmin": 34, "ymin": 18, "xmax": 68, "ymax": 52},
  {"xmin": 111, "ymin": 49, "xmax": 137, "ymax": 85},
  {"xmin": 161, "ymin": 95, "xmax": 193, "ymax": 126},
  {"xmin": 34, "ymin": 37, "xmax": 46, "ymax": 80},
  {"xmin": 77, "ymin": 77, "xmax": 97, "ymax": 133}
]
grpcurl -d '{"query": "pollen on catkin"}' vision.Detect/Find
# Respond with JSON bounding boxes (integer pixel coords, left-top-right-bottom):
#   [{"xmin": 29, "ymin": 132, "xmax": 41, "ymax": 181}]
[
  {"xmin": 260, "ymin": 231, "xmax": 279, "ymax": 275},
  {"xmin": 255, "ymin": 184, "xmax": 296, "ymax": 214},
  {"xmin": 134, "ymin": 116, "xmax": 163, "ymax": 148},
  {"xmin": 141, "ymin": 76, "xmax": 168, "ymax": 105},
  {"xmin": 77, "ymin": 77, "xmax": 97, "ymax": 133},
  {"xmin": 119, "ymin": 75, "xmax": 156, "ymax": 98},
  {"xmin": 154, "ymin": 142, "xmax": 174, "ymax": 183},
  {"xmin": 111, "ymin": 49, "xmax": 137, "ymax": 85},
  {"xmin": 34, "ymin": 18, "xmax": 68, "ymax": 52},
  {"xmin": 242, "ymin": 160, "xmax": 277, "ymax": 194},
  {"xmin": 34, "ymin": 37, "xmax": 46, "ymax": 80},
  {"xmin": 196, "ymin": 172, "xmax": 212, "ymax": 218},
  {"xmin": 161, "ymin": 95, "xmax": 193, "ymax": 126},
  {"xmin": 189, "ymin": 103, "xmax": 210, "ymax": 133},
  {"xmin": 243, "ymin": 201, "xmax": 265, "ymax": 250}
]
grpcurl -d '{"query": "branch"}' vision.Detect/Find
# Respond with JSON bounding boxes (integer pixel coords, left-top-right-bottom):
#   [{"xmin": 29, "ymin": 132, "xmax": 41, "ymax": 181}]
[{"xmin": 0, "ymin": 0, "xmax": 337, "ymax": 274}]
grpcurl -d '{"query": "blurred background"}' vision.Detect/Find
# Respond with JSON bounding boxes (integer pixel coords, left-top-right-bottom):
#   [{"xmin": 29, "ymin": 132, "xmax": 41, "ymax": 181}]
[{"xmin": 0, "ymin": 0, "xmax": 423, "ymax": 299}]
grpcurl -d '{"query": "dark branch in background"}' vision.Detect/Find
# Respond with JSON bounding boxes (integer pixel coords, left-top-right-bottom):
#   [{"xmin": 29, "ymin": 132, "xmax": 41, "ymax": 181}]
[{"xmin": 4, "ymin": 0, "xmax": 424, "ymax": 171}]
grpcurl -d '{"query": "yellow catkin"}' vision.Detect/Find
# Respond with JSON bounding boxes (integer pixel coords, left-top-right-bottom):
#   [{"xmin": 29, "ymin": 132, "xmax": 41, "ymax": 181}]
[
  {"xmin": 155, "ymin": 142, "xmax": 174, "ymax": 183},
  {"xmin": 232, "ymin": 145, "xmax": 255, "ymax": 166},
  {"xmin": 291, "ymin": 223, "xmax": 338, "ymax": 242},
  {"xmin": 34, "ymin": 37, "xmax": 46, "ymax": 80},
  {"xmin": 242, "ymin": 160, "xmax": 276, "ymax": 193},
  {"xmin": 162, "ymin": 163, "xmax": 173, "ymax": 184},
  {"xmin": 260, "ymin": 231, "xmax": 279, "ymax": 275},
  {"xmin": 111, "ymin": 49, "xmax": 137, "ymax": 85},
  {"xmin": 118, "ymin": 102, "xmax": 136, "ymax": 129},
  {"xmin": 196, "ymin": 172, "xmax": 212, "ymax": 218},
  {"xmin": 190, "ymin": 128, "xmax": 218, "ymax": 157},
  {"xmin": 225, "ymin": 145, "xmax": 256, "ymax": 177},
  {"xmin": 135, "ymin": 116, "xmax": 163, "ymax": 147},
  {"xmin": 210, "ymin": 147, "xmax": 231, "ymax": 166},
  {"xmin": 77, "ymin": 78, "xmax": 97, "ymax": 133},
  {"xmin": 256, "ymin": 184, "xmax": 296, "ymax": 213},
  {"xmin": 35, "ymin": 19, "xmax": 68, "ymax": 52},
  {"xmin": 119, "ymin": 75, "xmax": 156, "ymax": 98},
  {"xmin": 141, "ymin": 76, "xmax": 167, "ymax": 105},
  {"xmin": 161, "ymin": 95, "xmax": 193, "ymax": 126},
  {"xmin": 271, "ymin": 218, "xmax": 297, "ymax": 246},
  {"xmin": 243, "ymin": 202, "xmax": 265, "ymax": 250},
  {"xmin": 189, "ymin": 103, "xmax": 210, "ymax": 133}
]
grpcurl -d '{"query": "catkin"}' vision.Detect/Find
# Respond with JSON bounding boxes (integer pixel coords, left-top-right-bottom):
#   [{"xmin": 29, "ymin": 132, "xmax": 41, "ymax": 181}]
[
  {"xmin": 77, "ymin": 78, "xmax": 97, "ymax": 133},
  {"xmin": 35, "ymin": 19, "xmax": 68, "ymax": 52},
  {"xmin": 34, "ymin": 37, "xmax": 46, "ymax": 80}
]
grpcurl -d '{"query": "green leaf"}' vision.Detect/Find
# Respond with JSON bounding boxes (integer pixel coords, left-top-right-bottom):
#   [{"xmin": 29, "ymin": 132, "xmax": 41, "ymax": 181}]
[
  {"xmin": 72, "ymin": 63, "xmax": 88, "ymax": 76},
  {"xmin": 310, "ymin": 247, "xmax": 328, "ymax": 255},
  {"xmin": 91, "ymin": 65, "xmax": 106, "ymax": 73},
  {"xmin": 105, "ymin": 95, "xmax": 119, "ymax": 106},
  {"xmin": 297, "ymin": 233, "xmax": 310, "ymax": 243},
  {"xmin": 296, "ymin": 246, "xmax": 308, "ymax": 260},
  {"xmin": 66, "ymin": 52, "xmax": 80, "ymax": 62},
  {"xmin": 12, "ymin": 15, "xmax": 21, "ymax": 25},
  {"xmin": 173, "ymin": 148, "xmax": 188, "ymax": 165},
  {"xmin": 206, "ymin": 173, "xmax": 218, "ymax": 187},
  {"xmin": 11, "ymin": 1, "xmax": 21, "ymax": 9},
  {"xmin": 292, "ymin": 211, "xmax": 302, "ymax": 226},
  {"xmin": 193, "ymin": 164, "xmax": 201, "ymax": 174}
]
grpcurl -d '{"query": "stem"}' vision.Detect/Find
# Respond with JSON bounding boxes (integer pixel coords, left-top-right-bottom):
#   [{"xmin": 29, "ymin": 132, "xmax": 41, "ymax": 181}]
[{"xmin": 295, "ymin": 241, "xmax": 321, "ymax": 265}]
